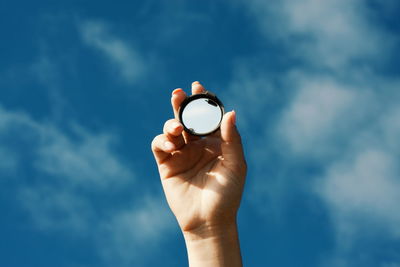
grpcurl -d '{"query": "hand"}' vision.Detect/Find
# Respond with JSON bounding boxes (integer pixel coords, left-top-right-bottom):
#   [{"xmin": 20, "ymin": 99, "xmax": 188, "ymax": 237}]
[{"xmin": 151, "ymin": 81, "xmax": 247, "ymax": 233}]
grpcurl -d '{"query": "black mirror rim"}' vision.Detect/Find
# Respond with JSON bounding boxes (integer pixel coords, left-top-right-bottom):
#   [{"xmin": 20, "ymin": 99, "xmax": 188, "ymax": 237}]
[{"xmin": 178, "ymin": 92, "xmax": 225, "ymax": 137}]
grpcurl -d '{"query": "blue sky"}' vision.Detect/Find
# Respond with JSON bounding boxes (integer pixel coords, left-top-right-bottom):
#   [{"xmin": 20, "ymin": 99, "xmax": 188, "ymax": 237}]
[{"xmin": 1, "ymin": 1, "xmax": 400, "ymax": 266}]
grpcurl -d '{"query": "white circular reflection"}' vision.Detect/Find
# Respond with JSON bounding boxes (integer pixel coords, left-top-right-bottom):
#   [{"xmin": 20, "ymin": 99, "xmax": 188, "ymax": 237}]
[{"xmin": 182, "ymin": 98, "xmax": 222, "ymax": 135}]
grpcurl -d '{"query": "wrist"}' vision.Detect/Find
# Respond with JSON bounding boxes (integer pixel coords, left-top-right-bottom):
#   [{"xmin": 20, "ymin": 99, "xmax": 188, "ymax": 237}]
[
  {"xmin": 182, "ymin": 220, "xmax": 238, "ymax": 242},
  {"xmin": 182, "ymin": 221, "xmax": 242, "ymax": 267}
]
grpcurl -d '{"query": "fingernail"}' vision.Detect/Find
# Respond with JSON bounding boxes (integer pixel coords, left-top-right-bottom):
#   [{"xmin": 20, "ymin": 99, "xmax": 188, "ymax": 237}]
[
  {"xmin": 172, "ymin": 88, "xmax": 183, "ymax": 96},
  {"xmin": 164, "ymin": 141, "xmax": 175, "ymax": 151},
  {"xmin": 231, "ymin": 110, "xmax": 236, "ymax": 125}
]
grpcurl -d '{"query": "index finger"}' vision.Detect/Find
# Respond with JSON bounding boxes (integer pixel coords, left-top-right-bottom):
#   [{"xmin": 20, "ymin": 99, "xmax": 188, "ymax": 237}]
[
  {"xmin": 191, "ymin": 81, "xmax": 206, "ymax": 95},
  {"xmin": 171, "ymin": 88, "xmax": 187, "ymax": 119},
  {"xmin": 171, "ymin": 81, "xmax": 207, "ymax": 143}
]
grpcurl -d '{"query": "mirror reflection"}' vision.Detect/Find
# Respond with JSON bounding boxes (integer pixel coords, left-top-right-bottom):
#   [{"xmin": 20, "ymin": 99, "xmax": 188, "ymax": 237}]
[{"xmin": 181, "ymin": 97, "xmax": 223, "ymax": 136}]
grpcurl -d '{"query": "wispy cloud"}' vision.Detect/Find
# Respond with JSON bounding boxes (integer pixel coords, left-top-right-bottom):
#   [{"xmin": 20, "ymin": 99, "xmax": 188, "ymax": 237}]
[
  {"xmin": 98, "ymin": 196, "xmax": 176, "ymax": 266},
  {"xmin": 0, "ymin": 14, "xmax": 173, "ymax": 262},
  {"xmin": 0, "ymin": 104, "xmax": 132, "ymax": 189},
  {"xmin": 229, "ymin": 0, "xmax": 400, "ymax": 265},
  {"xmin": 311, "ymin": 101, "xmax": 400, "ymax": 266},
  {"xmin": 276, "ymin": 74, "xmax": 365, "ymax": 157},
  {"xmin": 0, "ymin": 104, "xmax": 132, "ymax": 228},
  {"xmin": 19, "ymin": 186, "xmax": 94, "ymax": 232},
  {"xmin": 80, "ymin": 20, "xmax": 147, "ymax": 84},
  {"xmin": 0, "ymin": 104, "xmax": 174, "ymax": 263},
  {"xmin": 35, "ymin": 126, "xmax": 132, "ymax": 189},
  {"xmin": 317, "ymin": 149, "xmax": 400, "ymax": 239},
  {"xmin": 244, "ymin": 0, "xmax": 394, "ymax": 68}
]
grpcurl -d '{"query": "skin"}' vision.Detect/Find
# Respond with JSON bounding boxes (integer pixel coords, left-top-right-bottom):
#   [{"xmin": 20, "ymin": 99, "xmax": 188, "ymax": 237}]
[{"xmin": 151, "ymin": 81, "xmax": 247, "ymax": 267}]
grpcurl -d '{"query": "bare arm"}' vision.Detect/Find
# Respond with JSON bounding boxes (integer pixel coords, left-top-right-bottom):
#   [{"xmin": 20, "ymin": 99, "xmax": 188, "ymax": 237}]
[
  {"xmin": 183, "ymin": 222, "xmax": 242, "ymax": 267},
  {"xmin": 151, "ymin": 81, "xmax": 247, "ymax": 267}
]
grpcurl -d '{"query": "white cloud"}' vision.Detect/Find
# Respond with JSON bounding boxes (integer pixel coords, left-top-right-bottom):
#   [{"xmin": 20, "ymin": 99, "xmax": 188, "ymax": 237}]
[
  {"xmin": 269, "ymin": 71, "xmax": 400, "ymax": 266},
  {"xmin": 244, "ymin": 0, "xmax": 394, "ymax": 68},
  {"xmin": 80, "ymin": 20, "xmax": 146, "ymax": 84},
  {"xmin": 98, "ymin": 196, "xmax": 176, "ymax": 266},
  {"xmin": 222, "ymin": 66, "xmax": 279, "ymax": 132},
  {"xmin": 0, "ymin": 105, "xmax": 132, "ymax": 190},
  {"xmin": 232, "ymin": 0, "xmax": 400, "ymax": 265},
  {"xmin": 380, "ymin": 107, "xmax": 400, "ymax": 152},
  {"xmin": 0, "ymin": 104, "xmax": 133, "ymax": 228},
  {"xmin": 276, "ymin": 75, "xmax": 360, "ymax": 156},
  {"xmin": 35, "ymin": 126, "xmax": 132, "ymax": 189},
  {"xmin": 0, "ymin": 104, "xmax": 174, "ymax": 264},
  {"xmin": 19, "ymin": 186, "xmax": 94, "ymax": 232},
  {"xmin": 312, "ymin": 102, "xmax": 400, "ymax": 266},
  {"xmin": 317, "ymin": 149, "xmax": 400, "ymax": 238},
  {"xmin": 262, "ymin": 72, "xmax": 400, "ymax": 265}
]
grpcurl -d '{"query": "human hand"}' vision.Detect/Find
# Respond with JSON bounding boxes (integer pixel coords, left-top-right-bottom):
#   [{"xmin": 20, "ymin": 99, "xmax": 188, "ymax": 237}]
[{"xmin": 151, "ymin": 81, "xmax": 247, "ymax": 234}]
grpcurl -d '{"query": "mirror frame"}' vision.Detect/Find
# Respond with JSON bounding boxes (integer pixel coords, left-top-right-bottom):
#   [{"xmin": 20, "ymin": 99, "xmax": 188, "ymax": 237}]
[{"xmin": 178, "ymin": 91, "xmax": 225, "ymax": 136}]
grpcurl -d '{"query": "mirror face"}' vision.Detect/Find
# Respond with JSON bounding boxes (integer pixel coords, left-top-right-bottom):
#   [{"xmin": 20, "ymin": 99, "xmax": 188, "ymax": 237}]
[{"xmin": 180, "ymin": 96, "xmax": 224, "ymax": 136}]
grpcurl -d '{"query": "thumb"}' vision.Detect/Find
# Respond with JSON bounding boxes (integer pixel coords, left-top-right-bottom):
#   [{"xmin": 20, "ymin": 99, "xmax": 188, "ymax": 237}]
[{"xmin": 220, "ymin": 111, "xmax": 246, "ymax": 172}]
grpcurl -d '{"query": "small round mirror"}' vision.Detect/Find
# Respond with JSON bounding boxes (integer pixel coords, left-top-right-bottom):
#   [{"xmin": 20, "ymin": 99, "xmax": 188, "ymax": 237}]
[{"xmin": 179, "ymin": 92, "xmax": 224, "ymax": 136}]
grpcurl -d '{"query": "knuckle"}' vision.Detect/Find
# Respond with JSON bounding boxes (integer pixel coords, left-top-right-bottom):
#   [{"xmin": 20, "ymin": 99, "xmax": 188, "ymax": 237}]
[
  {"xmin": 166, "ymin": 118, "xmax": 176, "ymax": 125},
  {"xmin": 163, "ymin": 119, "xmax": 176, "ymax": 131},
  {"xmin": 151, "ymin": 134, "xmax": 164, "ymax": 149},
  {"xmin": 164, "ymin": 119, "xmax": 181, "ymax": 134},
  {"xmin": 150, "ymin": 138, "xmax": 157, "ymax": 150}
]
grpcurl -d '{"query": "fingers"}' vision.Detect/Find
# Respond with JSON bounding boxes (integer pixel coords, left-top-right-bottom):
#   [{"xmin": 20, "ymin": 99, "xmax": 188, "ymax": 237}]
[
  {"xmin": 151, "ymin": 134, "xmax": 175, "ymax": 164},
  {"xmin": 153, "ymin": 82, "xmax": 208, "ymax": 165},
  {"xmin": 191, "ymin": 81, "xmax": 206, "ymax": 94},
  {"xmin": 152, "ymin": 119, "xmax": 186, "ymax": 164},
  {"xmin": 171, "ymin": 82, "xmax": 205, "ymax": 119},
  {"xmin": 220, "ymin": 111, "xmax": 247, "ymax": 174},
  {"xmin": 171, "ymin": 88, "xmax": 186, "ymax": 119},
  {"xmin": 163, "ymin": 119, "xmax": 183, "ymax": 136},
  {"xmin": 163, "ymin": 119, "xmax": 185, "ymax": 148},
  {"xmin": 171, "ymin": 82, "xmax": 206, "ymax": 143},
  {"xmin": 220, "ymin": 111, "xmax": 239, "ymax": 143}
]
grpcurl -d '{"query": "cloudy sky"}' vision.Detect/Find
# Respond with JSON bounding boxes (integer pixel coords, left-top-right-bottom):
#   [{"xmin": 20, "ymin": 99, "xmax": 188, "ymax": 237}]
[{"xmin": 1, "ymin": 1, "xmax": 400, "ymax": 266}]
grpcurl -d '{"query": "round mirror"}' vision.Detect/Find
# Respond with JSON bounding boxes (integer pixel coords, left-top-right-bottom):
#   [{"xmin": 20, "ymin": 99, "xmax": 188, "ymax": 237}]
[{"xmin": 179, "ymin": 92, "xmax": 224, "ymax": 136}]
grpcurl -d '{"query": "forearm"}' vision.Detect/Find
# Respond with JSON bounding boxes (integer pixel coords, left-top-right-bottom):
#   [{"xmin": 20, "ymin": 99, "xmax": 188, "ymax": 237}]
[{"xmin": 183, "ymin": 222, "xmax": 242, "ymax": 267}]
